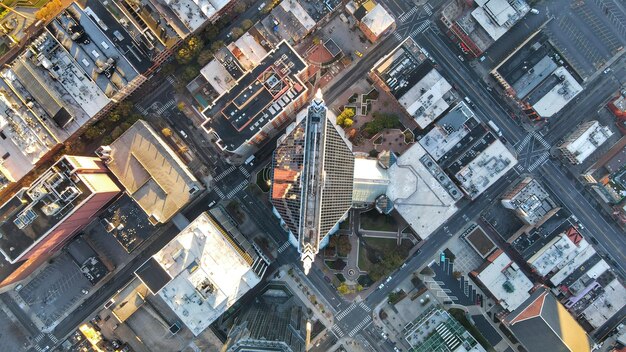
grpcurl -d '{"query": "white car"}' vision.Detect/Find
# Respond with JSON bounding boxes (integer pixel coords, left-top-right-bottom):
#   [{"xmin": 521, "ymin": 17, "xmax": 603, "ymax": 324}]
[{"xmin": 385, "ymin": 276, "xmax": 392, "ymax": 283}]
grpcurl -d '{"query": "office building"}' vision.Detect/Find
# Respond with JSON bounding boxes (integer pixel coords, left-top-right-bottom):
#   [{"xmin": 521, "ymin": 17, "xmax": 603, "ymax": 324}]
[
  {"xmin": 0, "ymin": 0, "xmax": 174, "ymax": 186},
  {"xmin": 501, "ymin": 177, "xmax": 558, "ymax": 226},
  {"xmin": 135, "ymin": 210, "xmax": 268, "ymax": 336},
  {"xmin": 224, "ymin": 283, "xmax": 310, "ymax": 352},
  {"xmin": 0, "ymin": 156, "xmax": 120, "ymax": 289},
  {"xmin": 581, "ymin": 137, "xmax": 626, "ymax": 204},
  {"xmin": 370, "ymin": 37, "xmax": 455, "ymax": 129},
  {"xmin": 440, "ymin": 0, "xmax": 530, "ymax": 58},
  {"xmin": 404, "ymin": 307, "xmax": 486, "ymax": 352},
  {"xmin": 346, "ymin": 0, "xmax": 395, "ymax": 42},
  {"xmin": 491, "ymin": 32, "xmax": 584, "ymax": 120},
  {"xmin": 270, "ymin": 90, "xmax": 354, "ymax": 274},
  {"xmin": 558, "ymin": 121, "xmax": 614, "ymax": 165},
  {"xmin": 97, "ymin": 120, "xmax": 203, "ymax": 224},
  {"xmin": 200, "ymin": 41, "xmax": 309, "ymax": 163},
  {"xmin": 472, "ymin": 249, "xmax": 534, "ymax": 311}
]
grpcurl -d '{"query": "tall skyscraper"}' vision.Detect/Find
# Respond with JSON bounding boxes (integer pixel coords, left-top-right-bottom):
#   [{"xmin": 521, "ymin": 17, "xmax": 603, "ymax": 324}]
[{"xmin": 270, "ymin": 90, "xmax": 354, "ymax": 274}]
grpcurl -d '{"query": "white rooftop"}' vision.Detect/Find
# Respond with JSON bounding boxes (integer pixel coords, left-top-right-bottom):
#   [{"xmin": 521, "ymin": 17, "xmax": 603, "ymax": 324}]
[
  {"xmin": 352, "ymin": 157, "xmax": 390, "ymax": 204},
  {"xmin": 455, "ymin": 140, "xmax": 517, "ymax": 199},
  {"xmin": 386, "ymin": 143, "xmax": 458, "ymax": 239},
  {"xmin": 472, "ymin": 0, "xmax": 529, "ymax": 41},
  {"xmin": 475, "ymin": 250, "xmax": 533, "ymax": 311},
  {"xmin": 528, "ymin": 234, "xmax": 583, "ymax": 277},
  {"xmin": 279, "ymin": 0, "xmax": 316, "ymax": 31},
  {"xmin": 532, "ymin": 67, "xmax": 583, "ymax": 118},
  {"xmin": 164, "ymin": 0, "xmax": 209, "ymax": 31},
  {"xmin": 398, "ymin": 69, "xmax": 453, "ymax": 129},
  {"xmin": 561, "ymin": 120, "xmax": 613, "ymax": 164},
  {"xmin": 581, "ymin": 279, "xmax": 626, "ymax": 329},
  {"xmin": 200, "ymin": 60, "xmax": 237, "ymax": 96},
  {"xmin": 227, "ymin": 32, "xmax": 268, "ymax": 71},
  {"xmin": 361, "ymin": 4, "xmax": 395, "ymax": 38},
  {"xmin": 549, "ymin": 242, "xmax": 596, "ymax": 286},
  {"xmin": 419, "ymin": 102, "xmax": 474, "ymax": 161},
  {"xmin": 154, "ymin": 213, "xmax": 261, "ymax": 336},
  {"xmin": 0, "ymin": 93, "xmax": 53, "ymax": 181}
]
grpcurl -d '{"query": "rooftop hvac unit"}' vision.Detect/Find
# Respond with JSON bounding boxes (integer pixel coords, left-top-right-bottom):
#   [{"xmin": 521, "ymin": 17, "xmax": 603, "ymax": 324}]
[{"xmin": 60, "ymin": 186, "xmax": 80, "ymax": 202}]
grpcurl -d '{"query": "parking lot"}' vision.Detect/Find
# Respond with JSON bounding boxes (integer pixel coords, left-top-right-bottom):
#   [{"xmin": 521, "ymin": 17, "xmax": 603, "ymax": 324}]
[
  {"xmin": 542, "ymin": 0, "xmax": 626, "ymax": 79},
  {"xmin": 18, "ymin": 254, "xmax": 92, "ymax": 328}
]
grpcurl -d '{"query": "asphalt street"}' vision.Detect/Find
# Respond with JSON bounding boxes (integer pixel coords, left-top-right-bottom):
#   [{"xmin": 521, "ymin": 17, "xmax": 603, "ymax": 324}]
[{"xmin": 7, "ymin": 0, "xmax": 624, "ymax": 349}]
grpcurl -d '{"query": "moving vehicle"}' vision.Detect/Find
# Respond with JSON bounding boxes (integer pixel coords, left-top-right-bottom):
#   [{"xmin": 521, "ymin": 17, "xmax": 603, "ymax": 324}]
[{"xmin": 488, "ymin": 120, "xmax": 503, "ymax": 137}]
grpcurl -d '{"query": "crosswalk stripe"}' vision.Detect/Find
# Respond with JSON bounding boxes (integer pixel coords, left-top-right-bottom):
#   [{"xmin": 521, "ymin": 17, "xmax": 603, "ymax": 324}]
[
  {"xmin": 424, "ymin": 4, "xmax": 432, "ymax": 16},
  {"xmin": 336, "ymin": 302, "xmax": 358, "ymax": 320},
  {"xmin": 215, "ymin": 188, "xmax": 225, "ymax": 198},
  {"xmin": 528, "ymin": 152, "xmax": 549, "ymax": 171},
  {"xmin": 215, "ymin": 166, "xmax": 236, "ymax": 181},
  {"xmin": 348, "ymin": 316, "xmax": 372, "ymax": 337},
  {"xmin": 358, "ymin": 301, "xmax": 372, "ymax": 312},
  {"xmin": 394, "ymin": 31, "xmax": 403, "ymax": 41},
  {"xmin": 226, "ymin": 181, "xmax": 247, "ymax": 198},
  {"xmin": 239, "ymin": 166, "xmax": 250, "ymax": 177},
  {"xmin": 331, "ymin": 324, "xmax": 344, "ymax": 337},
  {"xmin": 399, "ymin": 7, "xmax": 418, "ymax": 22},
  {"xmin": 278, "ymin": 242, "xmax": 291, "ymax": 253}
]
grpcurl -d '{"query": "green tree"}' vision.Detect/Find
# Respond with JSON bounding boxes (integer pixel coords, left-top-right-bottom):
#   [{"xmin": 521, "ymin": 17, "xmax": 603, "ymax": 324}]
[
  {"xmin": 197, "ymin": 49, "xmax": 214, "ymax": 66},
  {"xmin": 233, "ymin": 2, "xmax": 246, "ymax": 13},
  {"xmin": 241, "ymin": 19, "xmax": 254, "ymax": 31},
  {"xmin": 337, "ymin": 283, "xmax": 350, "ymax": 295},
  {"xmin": 231, "ymin": 27, "xmax": 244, "ymax": 39},
  {"xmin": 211, "ymin": 40, "xmax": 225, "ymax": 53},
  {"xmin": 204, "ymin": 25, "xmax": 219, "ymax": 40},
  {"xmin": 181, "ymin": 65, "xmax": 200, "ymax": 82},
  {"xmin": 85, "ymin": 125, "xmax": 104, "ymax": 140},
  {"xmin": 176, "ymin": 47, "xmax": 193, "ymax": 64},
  {"xmin": 312, "ymin": 36, "xmax": 321, "ymax": 45}
]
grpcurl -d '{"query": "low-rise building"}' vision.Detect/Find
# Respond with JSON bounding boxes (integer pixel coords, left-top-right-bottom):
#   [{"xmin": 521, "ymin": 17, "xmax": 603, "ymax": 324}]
[
  {"xmin": 504, "ymin": 287, "xmax": 592, "ymax": 352},
  {"xmin": 608, "ymin": 88, "xmax": 626, "ymax": 120},
  {"xmin": 371, "ymin": 37, "xmax": 454, "ymax": 129},
  {"xmin": 346, "ymin": 1, "xmax": 395, "ymax": 42},
  {"xmin": 97, "ymin": 120, "xmax": 203, "ymax": 225},
  {"xmin": 581, "ymin": 137, "xmax": 626, "ymax": 204},
  {"xmin": 135, "ymin": 210, "xmax": 268, "ymax": 336},
  {"xmin": 0, "ymin": 156, "xmax": 120, "ymax": 289},
  {"xmin": 385, "ymin": 142, "xmax": 460, "ymax": 240},
  {"xmin": 527, "ymin": 231, "xmax": 590, "ymax": 279},
  {"xmin": 472, "ymin": 249, "xmax": 534, "ymax": 311},
  {"xmin": 558, "ymin": 120, "xmax": 613, "ymax": 165},
  {"xmin": 419, "ymin": 102, "xmax": 517, "ymax": 200},
  {"xmin": 440, "ymin": 0, "xmax": 530, "ymax": 58},
  {"xmin": 501, "ymin": 177, "xmax": 558, "ymax": 226},
  {"xmin": 491, "ymin": 32, "xmax": 583, "ymax": 120}
]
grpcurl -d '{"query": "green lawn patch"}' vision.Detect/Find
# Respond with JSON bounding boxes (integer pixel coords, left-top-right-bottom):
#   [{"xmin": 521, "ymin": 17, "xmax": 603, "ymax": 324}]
[
  {"xmin": 360, "ymin": 210, "xmax": 397, "ymax": 232},
  {"xmin": 449, "ymin": 308, "xmax": 496, "ymax": 352},
  {"xmin": 335, "ymin": 273, "xmax": 346, "ymax": 282}
]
